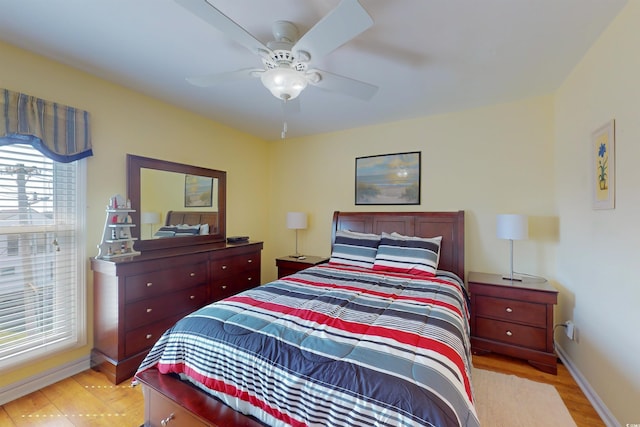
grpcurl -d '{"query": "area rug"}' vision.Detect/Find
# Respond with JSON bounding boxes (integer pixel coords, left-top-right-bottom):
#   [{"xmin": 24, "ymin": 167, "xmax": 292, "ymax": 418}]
[{"xmin": 472, "ymin": 367, "xmax": 577, "ymax": 427}]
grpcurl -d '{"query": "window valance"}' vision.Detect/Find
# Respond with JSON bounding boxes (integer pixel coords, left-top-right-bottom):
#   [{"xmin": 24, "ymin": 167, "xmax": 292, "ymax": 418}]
[{"xmin": 1, "ymin": 88, "xmax": 93, "ymax": 162}]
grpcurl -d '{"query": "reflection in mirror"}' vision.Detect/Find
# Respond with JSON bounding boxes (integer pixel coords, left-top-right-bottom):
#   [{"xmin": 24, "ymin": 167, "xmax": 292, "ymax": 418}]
[
  {"xmin": 127, "ymin": 154, "xmax": 227, "ymax": 252},
  {"xmin": 140, "ymin": 169, "xmax": 219, "ymax": 239}
]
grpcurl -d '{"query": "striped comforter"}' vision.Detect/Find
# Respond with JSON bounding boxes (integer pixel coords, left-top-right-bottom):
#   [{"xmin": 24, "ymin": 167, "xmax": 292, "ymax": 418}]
[{"xmin": 135, "ymin": 263, "xmax": 479, "ymax": 427}]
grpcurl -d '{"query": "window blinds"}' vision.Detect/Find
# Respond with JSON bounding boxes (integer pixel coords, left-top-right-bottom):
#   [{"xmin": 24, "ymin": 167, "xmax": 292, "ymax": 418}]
[{"xmin": 0, "ymin": 143, "xmax": 86, "ymax": 368}]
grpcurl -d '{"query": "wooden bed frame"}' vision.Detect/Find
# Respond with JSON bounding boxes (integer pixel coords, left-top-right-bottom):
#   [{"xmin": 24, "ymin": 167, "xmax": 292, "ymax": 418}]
[
  {"xmin": 136, "ymin": 210, "xmax": 465, "ymax": 427},
  {"xmin": 165, "ymin": 210, "xmax": 219, "ymax": 234}
]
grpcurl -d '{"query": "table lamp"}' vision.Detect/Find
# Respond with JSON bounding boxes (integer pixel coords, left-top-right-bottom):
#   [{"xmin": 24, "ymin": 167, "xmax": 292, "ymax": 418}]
[
  {"xmin": 286, "ymin": 212, "xmax": 307, "ymax": 258},
  {"xmin": 141, "ymin": 212, "xmax": 160, "ymax": 239},
  {"xmin": 496, "ymin": 214, "xmax": 528, "ymax": 281}
]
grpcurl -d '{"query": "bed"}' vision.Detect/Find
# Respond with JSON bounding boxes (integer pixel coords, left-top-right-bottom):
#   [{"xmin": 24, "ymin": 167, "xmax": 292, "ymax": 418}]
[
  {"xmin": 153, "ymin": 210, "xmax": 219, "ymax": 237},
  {"xmin": 135, "ymin": 210, "xmax": 478, "ymax": 427}
]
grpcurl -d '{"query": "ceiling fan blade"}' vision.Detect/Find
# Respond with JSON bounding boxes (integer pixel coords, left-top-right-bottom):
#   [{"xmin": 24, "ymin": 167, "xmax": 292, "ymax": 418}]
[
  {"xmin": 175, "ymin": 0, "xmax": 272, "ymax": 56},
  {"xmin": 308, "ymin": 69, "xmax": 378, "ymax": 101},
  {"xmin": 292, "ymin": 0, "xmax": 373, "ymax": 60},
  {"xmin": 186, "ymin": 68, "xmax": 262, "ymax": 87}
]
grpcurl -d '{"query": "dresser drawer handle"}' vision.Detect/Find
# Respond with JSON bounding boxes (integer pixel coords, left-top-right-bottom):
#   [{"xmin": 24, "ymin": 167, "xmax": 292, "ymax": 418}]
[
  {"xmin": 160, "ymin": 413, "xmax": 175, "ymax": 426},
  {"xmin": 221, "ymin": 285, "xmax": 227, "ymax": 290},
  {"xmin": 506, "ymin": 330, "xmax": 513, "ymax": 337},
  {"xmin": 146, "ymin": 334, "xmax": 153, "ymax": 340},
  {"xmin": 221, "ymin": 265, "xmax": 228, "ymax": 270},
  {"xmin": 190, "ymin": 295, "xmax": 195, "ymax": 300},
  {"xmin": 146, "ymin": 282, "xmax": 153, "ymax": 287},
  {"xmin": 247, "ymin": 259, "xmax": 252, "ymax": 263},
  {"xmin": 505, "ymin": 307, "xmax": 513, "ymax": 313},
  {"xmin": 146, "ymin": 308, "xmax": 152, "ymax": 313},
  {"xmin": 189, "ymin": 272, "xmax": 195, "ymax": 277},
  {"xmin": 247, "ymin": 277, "xmax": 252, "ymax": 281}
]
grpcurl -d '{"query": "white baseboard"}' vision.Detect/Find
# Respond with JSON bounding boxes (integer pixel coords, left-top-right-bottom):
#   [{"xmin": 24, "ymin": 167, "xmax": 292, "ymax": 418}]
[
  {"xmin": 0, "ymin": 356, "xmax": 91, "ymax": 406},
  {"xmin": 555, "ymin": 344, "xmax": 620, "ymax": 427}
]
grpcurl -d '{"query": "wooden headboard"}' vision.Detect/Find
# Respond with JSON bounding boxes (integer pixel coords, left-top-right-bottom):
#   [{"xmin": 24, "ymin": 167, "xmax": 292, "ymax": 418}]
[
  {"xmin": 331, "ymin": 211, "xmax": 465, "ymax": 280},
  {"xmin": 165, "ymin": 210, "xmax": 219, "ymax": 234}
]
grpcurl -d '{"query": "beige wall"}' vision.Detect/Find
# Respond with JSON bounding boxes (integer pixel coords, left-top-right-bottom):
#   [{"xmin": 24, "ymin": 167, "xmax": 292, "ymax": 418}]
[
  {"xmin": 0, "ymin": 40, "xmax": 271, "ymax": 386},
  {"xmin": 554, "ymin": 1, "xmax": 640, "ymax": 424},
  {"xmin": 266, "ymin": 95, "xmax": 557, "ymax": 283},
  {"xmin": 2, "ymin": 3, "xmax": 638, "ymax": 421}
]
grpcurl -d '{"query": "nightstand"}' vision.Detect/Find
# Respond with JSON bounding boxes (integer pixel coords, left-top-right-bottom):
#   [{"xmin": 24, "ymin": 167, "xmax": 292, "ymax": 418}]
[
  {"xmin": 468, "ymin": 271, "xmax": 558, "ymax": 374},
  {"xmin": 276, "ymin": 255, "xmax": 329, "ymax": 278}
]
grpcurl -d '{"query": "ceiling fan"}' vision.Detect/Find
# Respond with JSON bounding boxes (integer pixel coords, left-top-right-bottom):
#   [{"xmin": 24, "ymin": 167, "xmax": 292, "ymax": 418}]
[{"xmin": 175, "ymin": 0, "xmax": 378, "ymax": 102}]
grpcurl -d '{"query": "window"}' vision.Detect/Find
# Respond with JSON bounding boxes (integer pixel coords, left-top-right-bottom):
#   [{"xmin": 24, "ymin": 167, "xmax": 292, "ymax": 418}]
[{"xmin": 0, "ymin": 143, "xmax": 86, "ymax": 369}]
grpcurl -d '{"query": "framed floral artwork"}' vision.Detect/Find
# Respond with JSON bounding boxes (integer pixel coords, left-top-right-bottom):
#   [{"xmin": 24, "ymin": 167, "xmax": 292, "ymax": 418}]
[
  {"xmin": 591, "ymin": 120, "xmax": 615, "ymax": 210},
  {"xmin": 355, "ymin": 151, "xmax": 421, "ymax": 205}
]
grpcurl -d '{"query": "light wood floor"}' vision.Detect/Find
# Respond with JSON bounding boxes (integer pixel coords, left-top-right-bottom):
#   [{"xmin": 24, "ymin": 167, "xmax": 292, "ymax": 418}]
[
  {"xmin": 0, "ymin": 369, "xmax": 144, "ymax": 427},
  {"xmin": 0, "ymin": 354, "xmax": 605, "ymax": 426}
]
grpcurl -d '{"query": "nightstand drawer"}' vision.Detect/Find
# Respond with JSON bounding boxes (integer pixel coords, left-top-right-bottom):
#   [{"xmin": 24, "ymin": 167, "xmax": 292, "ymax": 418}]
[
  {"xmin": 475, "ymin": 295, "xmax": 546, "ymax": 327},
  {"xmin": 475, "ymin": 317, "xmax": 546, "ymax": 351}
]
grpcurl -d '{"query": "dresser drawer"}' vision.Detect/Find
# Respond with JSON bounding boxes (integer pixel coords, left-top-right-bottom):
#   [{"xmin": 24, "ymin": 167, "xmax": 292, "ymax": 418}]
[
  {"xmin": 124, "ymin": 285, "xmax": 208, "ymax": 330},
  {"xmin": 210, "ymin": 252, "xmax": 260, "ymax": 278},
  {"xmin": 210, "ymin": 268, "xmax": 259, "ymax": 300},
  {"xmin": 474, "ymin": 295, "xmax": 547, "ymax": 327},
  {"xmin": 125, "ymin": 262, "xmax": 208, "ymax": 302},
  {"xmin": 125, "ymin": 312, "xmax": 186, "ymax": 357},
  {"xmin": 475, "ymin": 317, "xmax": 546, "ymax": 351}
]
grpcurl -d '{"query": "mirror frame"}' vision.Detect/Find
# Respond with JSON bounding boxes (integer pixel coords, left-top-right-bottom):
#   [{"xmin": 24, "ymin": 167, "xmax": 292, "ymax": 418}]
[{"xmin": 127, "ymin": 154, "xmax": 227, "ymax": 252}]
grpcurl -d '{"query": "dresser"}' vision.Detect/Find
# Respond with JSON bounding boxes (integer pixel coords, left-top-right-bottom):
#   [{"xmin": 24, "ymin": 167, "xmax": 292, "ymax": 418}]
[
  {"xmin": 91, "ymin": 241, "xmax": 263, "ymax": 384},
  {"xmin": 468, "ymin": 271, "xmax": 558, "ymax": 374}
]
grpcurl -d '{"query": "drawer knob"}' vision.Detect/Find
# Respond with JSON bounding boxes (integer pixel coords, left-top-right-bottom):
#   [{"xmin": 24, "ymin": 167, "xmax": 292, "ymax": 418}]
[
  {"xmin": 506, "ymin": 330, "xmax": 513, "ymax": 337},
  {"xmin": 146, "ymin": 334, "xmax": 153, "ymax": 339},
  {"xmin": 247, "ymin": 277, "xmax": 252, "ymax": 281},
  {"xmin": 160, "ymin": 413, "xmax": 175, "ymax": 426},
  {"xmin": 222, "ymin": 265, "xmax": 228, "ymax": 270},
  {"xmin": 146, "ymin": 282, "xmax": 153, "ymax": 287},
  {"xmin": 190, "ymin": 295, "xmax": 195, "ymax": 300},
  {"xmin": 146, "ymin": 308, "xmax": 152, "ymax": 313},
  {"xmin": 189, "ymin": 272, "xmax": 195, "ymax": 277},
  {"xmin": 505, "ymin": 307, "xmax": 513, "ymax": 313},
  {"xmin": 247, "ymin": 259, "xmax": 252, "ymax": 263},
  {"xmin": 221, "ymin": 285, "xmax": 227, "ymax": 290}
]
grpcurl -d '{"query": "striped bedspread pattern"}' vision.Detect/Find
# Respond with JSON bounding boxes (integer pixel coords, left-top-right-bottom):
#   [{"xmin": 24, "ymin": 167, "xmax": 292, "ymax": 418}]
[{"xmin": 136, "ymin": 263, "xmax": 479, "ymax": 427}]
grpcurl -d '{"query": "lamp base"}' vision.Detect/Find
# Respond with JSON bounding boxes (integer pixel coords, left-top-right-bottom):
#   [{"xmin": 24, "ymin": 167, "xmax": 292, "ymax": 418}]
[
  {"xmin": 289, "ymin": 254, "xmax": 305, "ymax": 259},
  {"xmin": 502, "ymin": 273, "xmax": 523, "ymax": 282}
]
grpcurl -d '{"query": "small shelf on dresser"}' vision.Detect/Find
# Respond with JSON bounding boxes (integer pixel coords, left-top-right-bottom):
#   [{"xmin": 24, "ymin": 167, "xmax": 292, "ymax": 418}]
[{"xmin": 96, "ymin": 194, "xmax": 140, "ymax": 259}]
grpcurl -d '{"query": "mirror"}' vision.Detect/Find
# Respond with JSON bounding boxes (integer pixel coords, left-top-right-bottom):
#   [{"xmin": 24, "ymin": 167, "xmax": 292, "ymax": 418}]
[{"xmin": 127, "ymin": 154, "xmax": 227, "ymax": 252}]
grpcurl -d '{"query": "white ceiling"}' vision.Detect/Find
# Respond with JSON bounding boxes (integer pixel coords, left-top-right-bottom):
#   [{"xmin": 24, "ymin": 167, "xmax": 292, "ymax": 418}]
[{"xmin": 0, "ymin": 0, "xmax": 627, "ymax": 141}]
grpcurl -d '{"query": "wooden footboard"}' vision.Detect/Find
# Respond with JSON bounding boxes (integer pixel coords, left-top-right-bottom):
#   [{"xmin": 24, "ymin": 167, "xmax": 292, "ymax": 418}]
[{"xmin": 136, "ymin": 368, "xmax": 264, "ymax": 427}]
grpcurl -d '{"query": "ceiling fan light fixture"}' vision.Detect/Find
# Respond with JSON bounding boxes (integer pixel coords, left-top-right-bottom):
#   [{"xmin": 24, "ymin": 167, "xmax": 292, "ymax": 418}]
[{"xmin": 260, "ymin": 67, "xmax": 308, "ymax": 101}]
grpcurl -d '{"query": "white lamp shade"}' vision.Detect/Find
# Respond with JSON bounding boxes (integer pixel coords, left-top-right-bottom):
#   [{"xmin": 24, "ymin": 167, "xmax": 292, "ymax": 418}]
[
  {"xmin": 496, "ymin": 214, "xmax": 528, "ymax": 240},
  {"xmin": 286, "ymin": 212, "xmax": 307, "ymax": 230},
  {"xmin": 141, "ymin": 212, "xmax": 160, "ymax": 225}
]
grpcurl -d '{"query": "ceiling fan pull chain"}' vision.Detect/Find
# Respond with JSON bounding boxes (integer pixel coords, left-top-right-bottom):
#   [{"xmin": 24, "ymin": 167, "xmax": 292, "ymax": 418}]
[{"xmin": 281, "ymin": 100, "xmax": 288, "ymax": 139}]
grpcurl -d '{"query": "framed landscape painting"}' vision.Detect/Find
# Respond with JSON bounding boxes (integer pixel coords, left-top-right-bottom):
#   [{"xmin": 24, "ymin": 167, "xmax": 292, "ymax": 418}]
[
  {"xmin": 184, "ymin": 174, "xmax": 213, "ymax": 207},
  {"xmin": 355, "ymin": 151, "xmax": 421, "ymax": 205}
]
